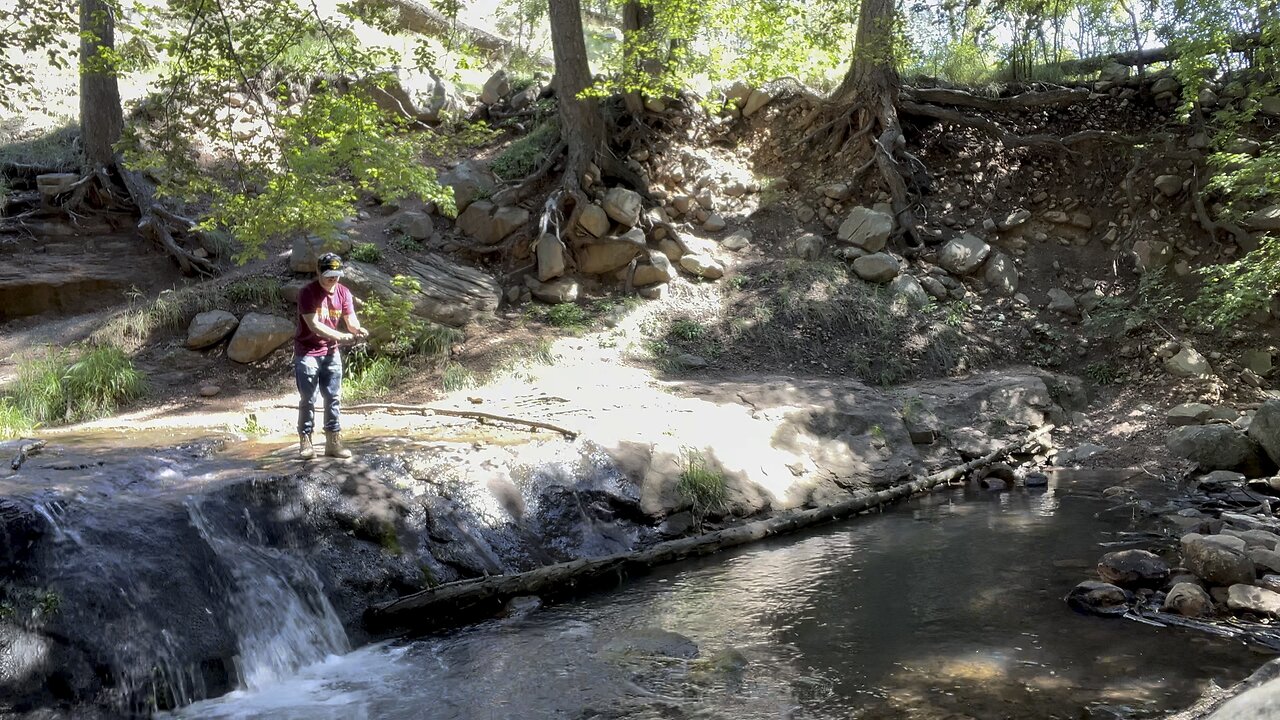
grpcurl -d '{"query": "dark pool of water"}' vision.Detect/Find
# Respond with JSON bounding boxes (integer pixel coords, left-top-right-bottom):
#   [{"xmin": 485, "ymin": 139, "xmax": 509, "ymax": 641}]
[{"xmin": 169, "ymin": 470, "xmax": 1267, "ymax": 720}]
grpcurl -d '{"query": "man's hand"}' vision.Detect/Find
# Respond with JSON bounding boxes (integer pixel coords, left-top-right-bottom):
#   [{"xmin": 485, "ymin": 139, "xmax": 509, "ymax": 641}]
[{"xmin": 352, "ymin": 327, "xmax": 370, "ymax": 338}]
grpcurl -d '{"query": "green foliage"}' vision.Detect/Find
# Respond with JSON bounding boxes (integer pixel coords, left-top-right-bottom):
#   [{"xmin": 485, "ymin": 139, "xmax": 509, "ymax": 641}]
[
  {"xmin": 349, "ymin": 242, "xmax": 382, "ymax": 264},
  {"xmin": 1193, "ymin": 236, "xmax": 1280, "ymax": 325},
  {"xmin": 10, "ymin": 345, "xmax": 146, "ymax": 426},
  {"xmin": 234, "ymin": 413, "xmax": 268, "ymax": 436},
  {"xmin": 344, "ymin": 355, "xmax": 406, "ymax": 400},
  {"xmin": 1088, "ymin": 268, "xmax": 1182, "ymax": 335},
  {"xmin": 668, "ymin": 318, "xmax": 706, "ymax": 341},
  {"xmin": 1084, "ymin": 362, "xmax": 1120, "ymax": 385},
  {"xmin": 491, "ymin": 120, "xmax": 559, "ymax": 181},
  {"xmin": 0, "ymin": 3, "xmax": 76, "ymax": 112},
  {"xmin": 0, "ymin": 398, "xmax": 37, "ymax": 439},
  {"xmin": 360, "ymin": 276, "xmax": 464, "ymax": 358},
  {"xmin": 677, "ymin": 448, "xmax": 728, "ymax": 529},
  {"xmin": 441, "ymin": 362, "xmax": 475, "ymax": 391},
  {"xmin": 545, "ymin": 303, "xmax": 589, "ymax": 330}
]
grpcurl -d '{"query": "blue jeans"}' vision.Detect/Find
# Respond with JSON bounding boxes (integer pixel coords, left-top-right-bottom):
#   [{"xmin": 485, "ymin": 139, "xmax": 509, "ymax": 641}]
[{"xmin": 295, "ymin": 352, "xmax": 342, "ymax": 435}]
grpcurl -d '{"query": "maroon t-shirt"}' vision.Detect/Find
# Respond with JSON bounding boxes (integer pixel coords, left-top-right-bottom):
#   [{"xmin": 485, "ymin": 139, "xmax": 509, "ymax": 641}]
[{"xmin": 294, "ymin": 281, "xmax": 354, "ymax": 357}]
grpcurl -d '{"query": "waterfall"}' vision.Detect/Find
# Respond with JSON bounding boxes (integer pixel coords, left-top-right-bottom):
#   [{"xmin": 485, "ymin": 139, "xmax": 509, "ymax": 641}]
[{"xmin": 187, "ymin": 502, "xmax": 350, "ymax": 692}]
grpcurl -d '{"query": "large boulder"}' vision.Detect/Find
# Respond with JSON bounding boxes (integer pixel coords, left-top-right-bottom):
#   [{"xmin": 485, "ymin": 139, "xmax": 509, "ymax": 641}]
[
  {"xmin": 1165, "ymin": 347, "xmax": 1212, "ymax": 377},
  {"xmin": 1249, "ymin": 399, "xmax": 1280, "ymax": 466},
  {"xmin": 852, "ymin": 253, "xmax": 900, "ymax": 283},
  {"xmin": 186, "ymin": 310, "xmax": 239, "ymax": 349},
  {"xmin": 937, "ymin": 234, "xmax": 991, "ymax": 275},
  {"xmin": 1096, "ymin": 549, "xmax": 1170, "ymax": 588},
  {"xmin": 526, "ymin": 276, "xmax": 579, "ymax": 304},
  {"xmin": 578, "ymin": 228, "xmax": 646, "ymax": 275},
  {"xmin": 1167, "ymin": 424, "xmax": 1263, "ymax": 472},
  {"xmin": 631, "ymin": 252, "xmax": 677, "ymax": 286},
  {"xmin": 889, "ymin": 274, "xmax": 930, "ymax": 309},
  {"xmin": 456, "ymin": 201, "xmax": 528, "ymax": 245},
  {"xmin": 226, "ymin": 313, "xmax": 294, "ymax": 363},
  {"xmin": 1162, "ymin": 582, "xmax": 1213, "ymax": 617},
  {"xmin": 342, "ymin": 257, "xmax": 501, "ymax": 327},
  {"xmin": 291, "ymin": 235, "xmax": 353, "ymax": 273},
  {"xmin": 983, "ymin": 253, "xmax": 1018, "ymax": 296},
  {"xmin": 1228, "ymin": 584, "xmax": 1280, "ymax": 617},
  {"xmin": 1244, "ymin": 204, "xmax": 1280, "ymax": 232},
  {"xmin": 679, "ymin": 254, "xmax": 725, "ymax": 280},
  {"xmin": 603, "ymin": 187, "xmax": 643, "ymax": 227},
  {"xmin": 578, "ymin": 204, "xmax": 611, "ymax": 238},
  {"xmin": 480, "ymin": 69, "xmax": 510, "ymax": 105},
  {"xmin": 439, "ymin": 161, "xmax": 496, "ymax": 213},
  {"xmin": 1181, "ymin": 533, "xmax": 1256, "ymax": 586},
  {"xmin": 536, "ymin": 234, "xmax": 567, "ymax": 282},
  {"xmin": 837, "ymin": 208, "xmax": 893, "ymax": 252}
]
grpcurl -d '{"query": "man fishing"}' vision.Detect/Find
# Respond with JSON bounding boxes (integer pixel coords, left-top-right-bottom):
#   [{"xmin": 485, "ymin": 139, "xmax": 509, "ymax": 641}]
[{"xmin": 294, "ymin": 252, "xmax": 368, "ymax": 459}]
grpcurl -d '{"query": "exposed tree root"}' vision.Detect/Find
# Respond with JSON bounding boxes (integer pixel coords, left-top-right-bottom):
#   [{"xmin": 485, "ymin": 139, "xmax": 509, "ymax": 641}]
[
  {"xmin": 902, "ymin": 86, "xmax": 1090, "ymax": 111},
  {"xmin": 116, "ymin": 159, "xmax": 217, "ymax": 277}
]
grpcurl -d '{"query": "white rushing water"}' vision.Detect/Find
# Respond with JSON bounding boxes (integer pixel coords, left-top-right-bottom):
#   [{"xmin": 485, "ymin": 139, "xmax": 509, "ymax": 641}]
[{"xmin": 186, "ymin": 502, "xmax": 350, "ymax": 693}]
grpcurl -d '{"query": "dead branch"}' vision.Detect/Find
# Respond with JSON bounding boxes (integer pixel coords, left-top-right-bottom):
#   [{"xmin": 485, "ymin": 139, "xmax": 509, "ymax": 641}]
[
  {"xmin": 342, "ymin": 402, "xmax": 578, "ymax": 439},
  {"xmin": 1050, "ymin": 32, "xmax": 1262, "ymax": 75},
  {"xmin": 366, "ymin": 424, "xmax": 1054, "ymax": 631}
]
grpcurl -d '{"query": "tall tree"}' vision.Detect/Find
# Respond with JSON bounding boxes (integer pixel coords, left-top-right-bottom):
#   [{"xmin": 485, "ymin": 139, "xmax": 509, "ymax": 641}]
[
  {"xmin": 79, "ymin": 0, "xmax": 123, "ymax": 168},
  {"xmin": 812, "ymin": 0, "xmax": 920, "ymax": 243},
  {"xmin": 548, "ymin": 0, "xmax": 605, "ymax": 195}
]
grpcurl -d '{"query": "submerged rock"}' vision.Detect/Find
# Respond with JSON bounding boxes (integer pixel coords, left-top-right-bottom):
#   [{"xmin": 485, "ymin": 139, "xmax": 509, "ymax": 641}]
[
  {"xmin": 1066, "ymin": 581, "xmax": 1131, "ymax": 616},
  {"xmin": 1097, "ymin": 549, "xmax": 1170, "ymax": 588},
  {"xmin": 1162, "ymin": 582, "xmax": 1213, "ymax": 617}
]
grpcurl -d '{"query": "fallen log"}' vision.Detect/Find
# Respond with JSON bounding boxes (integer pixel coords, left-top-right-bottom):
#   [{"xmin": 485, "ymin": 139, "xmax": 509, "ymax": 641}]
[
  {"xmin": 345, "ymin": 0, "xmax": 553, "ymax": 68},
  {"xmin": 365, "ymin": 424, "xmax": 1054, "ymax": 631},
  {"xmin": 1048, "ymin": 32, "xmax": 1262, "ymax": 76},
  {"xmin": 903, "ymin": 86, "xmax": 1089, "ymax": 111}
]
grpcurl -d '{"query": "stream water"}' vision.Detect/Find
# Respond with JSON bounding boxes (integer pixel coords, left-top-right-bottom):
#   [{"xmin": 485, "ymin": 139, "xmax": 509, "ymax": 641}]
[{"xmin": 162, "ymin": 470, "xmax": 1266, "ymax": 720}]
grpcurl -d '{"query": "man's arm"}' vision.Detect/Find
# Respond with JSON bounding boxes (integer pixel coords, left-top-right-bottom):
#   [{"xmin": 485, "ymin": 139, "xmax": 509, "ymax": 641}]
[
  {"xmin": 342, "ymin": 290, "xmax": 369, "ymax": 337},
  {"xmin": 303, "ymin": 312, "xmax": 354, "ymax": 342}
]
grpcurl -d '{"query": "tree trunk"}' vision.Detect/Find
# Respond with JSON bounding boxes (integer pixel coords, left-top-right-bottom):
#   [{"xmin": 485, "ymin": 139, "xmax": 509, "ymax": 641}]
[
  {"xmin": 79, "ymin": 0, "xmax": 123, "ymax": 169},
  {"xmin": 621, "ymin": 0, "xmax": 654, "ymax": 116},
  {"xmin": 548, "ymin": 0, "xmax": 604, "ymax": 187},
  {"xmin": 826, "ymin": 0, "xmax": 919, "ymax": 244}
]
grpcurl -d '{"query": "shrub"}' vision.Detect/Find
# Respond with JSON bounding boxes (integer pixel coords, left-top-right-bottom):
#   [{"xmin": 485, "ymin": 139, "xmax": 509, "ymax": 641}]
[
  {"xmin": 349, "ymin": 242, "xmax": 382, "ymax": 263},
  {"xmin": 491, "ymin": 120, "xmax": 560, "ymax": 180},
  {"xmin": 546, "ymin": 302, "xmax": 589, "ymax": 330}
]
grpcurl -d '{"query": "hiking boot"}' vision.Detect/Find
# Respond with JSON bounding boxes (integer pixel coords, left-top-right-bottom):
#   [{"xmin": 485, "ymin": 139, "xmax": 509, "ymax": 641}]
[
  {"xmin": 298, "ymin": 434, "xmax": 314, "ymax": 460},
  {"xmin": 324, "ymin": 431, "xmax": 352, "ymax": 459}
]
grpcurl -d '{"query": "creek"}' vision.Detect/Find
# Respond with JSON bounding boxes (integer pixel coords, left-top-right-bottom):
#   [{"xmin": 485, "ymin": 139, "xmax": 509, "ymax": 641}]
[{"xmin": 161, "ymin": 469, "xmax": 1264, "ymax": 720}]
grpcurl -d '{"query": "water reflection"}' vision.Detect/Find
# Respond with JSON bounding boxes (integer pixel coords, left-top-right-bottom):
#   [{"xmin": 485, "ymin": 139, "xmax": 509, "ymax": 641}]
[{"xmin": 173, "ymin": 470, "xmax": 1264, "ymax": 720}]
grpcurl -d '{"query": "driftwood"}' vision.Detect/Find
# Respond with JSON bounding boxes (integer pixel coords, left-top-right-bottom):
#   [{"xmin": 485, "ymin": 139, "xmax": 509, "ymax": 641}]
[
  {"xmin": 365, "ymin": 424, "xmax": 1054, "ymax": 631},
  {"xmin": 338, "ymin": 402, "xmax": 579, "ymax": 439},
  {"xmin": 10, "ymin": 439, "xmax": 46, "ymax": 471}
]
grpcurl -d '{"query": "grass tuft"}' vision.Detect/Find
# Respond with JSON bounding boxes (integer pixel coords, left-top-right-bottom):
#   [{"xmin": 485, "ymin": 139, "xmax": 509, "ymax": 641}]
[
  {"xmin": 9, "ymin": 345, "xmax": 146, "ymax": 425},
  {"xmin": 677, "ymin": 448, "xmax": 728, "ymax": 529},
  {"xmin": 345, "ymin": 355, "xmax": 407, "ymax": 400},
  {"xmin": 441, "ymin": 362, "xmax": 476, "ymax": 391}
]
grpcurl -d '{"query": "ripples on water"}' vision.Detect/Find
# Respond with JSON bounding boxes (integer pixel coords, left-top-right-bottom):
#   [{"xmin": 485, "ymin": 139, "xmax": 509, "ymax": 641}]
[{"xmin": 169, "ymin": 471, "xmax": 1265, "ymax": 720}]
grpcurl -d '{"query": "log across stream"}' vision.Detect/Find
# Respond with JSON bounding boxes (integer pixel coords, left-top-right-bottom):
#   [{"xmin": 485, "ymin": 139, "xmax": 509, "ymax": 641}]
[{"xmin": 366, "ymin": 427, "xmax": 1051, "ymax": 630}]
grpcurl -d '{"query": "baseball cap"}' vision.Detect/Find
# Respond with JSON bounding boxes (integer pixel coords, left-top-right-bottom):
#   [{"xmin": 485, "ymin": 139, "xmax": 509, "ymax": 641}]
[{"xmin": 318, "ymin": 253, "xmax": 344, "ymax": 277}]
